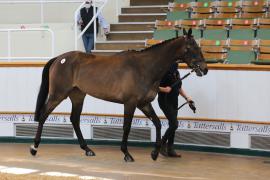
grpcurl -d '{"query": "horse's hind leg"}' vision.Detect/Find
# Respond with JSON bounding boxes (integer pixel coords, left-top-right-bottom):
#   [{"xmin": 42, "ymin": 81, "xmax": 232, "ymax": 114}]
[
  {"xmin": 138, "ymin": 103, "xmax": 161, "ymax": 161},
  {"xmin": 30, "ymin": 94, "xmax": 65, "ymax": 156},
  {"xmin": 69, "ymin": 89, "xmax": 95, "ymax": 156},
  {"xmin": 121, "ymin": 103, "xmax": 136, "ymax": 162}
]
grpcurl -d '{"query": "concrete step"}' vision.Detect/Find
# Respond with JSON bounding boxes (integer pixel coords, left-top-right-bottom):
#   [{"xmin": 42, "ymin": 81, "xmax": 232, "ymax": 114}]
[
  {"xmin": 96, "ymin": 41, "xmax": 146, "ymax": 50},
  {"xmin": 121, "ymin": 6, "xmax": 168, "ymax": 14},
  {"xmin": 130, "ymin": 0, "xmax": 172, "ymax": 6},
  {"xmin": 92, "ymin": 50, "xmax": 122, "ymax": 56},
  {"xmin": 119, "ymin": 14, "xmax": 166, "ymax": 22},
  {"xmin": 106, "ymin": 31, "xmax": 153, "ymax": 41},
  {"xmin": 110, "ymin": 23, "xmax": 155, "ymax": 31}
]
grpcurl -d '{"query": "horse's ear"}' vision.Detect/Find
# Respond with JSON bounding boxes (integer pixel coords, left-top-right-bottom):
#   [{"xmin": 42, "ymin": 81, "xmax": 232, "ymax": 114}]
[
  {"xmin": 188, "ymin": 28, "xmax": 192, "ymax": 37},
  {"xmin": 183, "ymin": 28, "xmax": 187, "ymax": 36}
]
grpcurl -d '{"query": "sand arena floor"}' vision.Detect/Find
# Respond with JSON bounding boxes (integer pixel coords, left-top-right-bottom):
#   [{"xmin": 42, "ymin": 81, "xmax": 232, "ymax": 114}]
[{"xmin": 0, "ymin": 143, "xmax": 269, "ymax": 180}]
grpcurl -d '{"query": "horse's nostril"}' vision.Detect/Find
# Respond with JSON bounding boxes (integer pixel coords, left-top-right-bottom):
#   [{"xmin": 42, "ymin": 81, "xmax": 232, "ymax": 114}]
[{"xmin": 204, "ymin": 68, "xmax": 208, "ymax": 75}]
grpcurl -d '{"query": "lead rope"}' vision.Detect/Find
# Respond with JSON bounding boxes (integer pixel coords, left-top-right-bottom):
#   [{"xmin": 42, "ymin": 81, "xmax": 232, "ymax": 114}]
[{"xmin": 165, "ymin": 66, "xmax": 200, "ymax": 113}]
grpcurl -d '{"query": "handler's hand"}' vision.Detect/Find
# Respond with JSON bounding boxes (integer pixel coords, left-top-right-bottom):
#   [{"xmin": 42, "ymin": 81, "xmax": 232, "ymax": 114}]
[
  {"xmin": 188, "ymin": 100, "xmax": 196, "ymax": 113},
  {"xmin": 103, "ymin": 28, "xmax": 109, "ymax": 35},
  {"xmin": 186, "ymin": 96, "xmax": 192, "ymax": 102}
]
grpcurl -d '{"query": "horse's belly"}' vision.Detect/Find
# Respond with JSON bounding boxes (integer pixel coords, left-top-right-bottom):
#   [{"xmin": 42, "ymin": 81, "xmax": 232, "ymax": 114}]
[
  {"xmin": 140, "ymin": 91, "xmax": 157, "ymax": 104},
  {"xmin": 86, "ymin": 90, "xmax": 124, "ymax": 104}
]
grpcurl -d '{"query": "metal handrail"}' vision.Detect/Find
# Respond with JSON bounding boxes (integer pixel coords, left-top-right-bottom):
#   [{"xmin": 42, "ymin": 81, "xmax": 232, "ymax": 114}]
[
  {"xmin": 0, "ymin": 1, "xmax": 85, "ymax": 3},
  {"xmin": 0, "ymin": 1, "xmax": 85, "ymax": 24},
  {"xmin": 74, "ymin": 0, "xmax": 108, "ymax": 50},
  {"xmin": 0, "ymin": 0, "xmax": 119, "ymax": 57},
  {"xmin": 0, "ymin": 28, "xmax": 55, "ymax": 61}
]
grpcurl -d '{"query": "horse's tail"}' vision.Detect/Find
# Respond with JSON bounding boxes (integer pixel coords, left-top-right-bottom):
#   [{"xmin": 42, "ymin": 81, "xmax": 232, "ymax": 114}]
[{"xmin": 34, "ymin": 57, "xmax": 57, "ymax": 122}]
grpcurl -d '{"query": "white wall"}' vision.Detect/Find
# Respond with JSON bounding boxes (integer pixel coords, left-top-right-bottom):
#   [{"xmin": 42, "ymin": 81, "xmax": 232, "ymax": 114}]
[
  {"xmin": 0, "ymin": 1, "xmax": 130, "ymax": 58},
  {"xmin": 0, "ymin": 67, "xmax": 269, "ymax": 123},
  {"xmin": 0, "ymin": 23, "xmax": 82, "ymax": 57},
  {"xmin": 0, "ymin": 1, "xmax": 130, "ymax": 24}
]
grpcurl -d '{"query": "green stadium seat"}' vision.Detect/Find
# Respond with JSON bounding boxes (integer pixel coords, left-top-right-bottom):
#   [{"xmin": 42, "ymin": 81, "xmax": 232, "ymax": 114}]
[
  {"xmin": 174, "ymin": 0, "xmax": 193, "ymax": 3},
  {"xmin": 167, "ymin": 11, "xmax": 190, "ymax": 21},
  {"xmin": 153, "ymin": 30, "xmax": 177, "ymax": 40},
  {"xmin": 257, "ymin": 29, "xmax": 270, "ymax": 40},
  {"xmin": 228, "ymin": 19, "xmax": 256, "ymax": 39},
  {"xmin": 203, "ymin": 29, "xmax": 228, "ymax": 40},
  {"xmin": 201, "ymin": 19, "xmax": 229, "ymax": 40},
  {"xmin": 221, "ymin": 0, "xmax": 239, "ymax": 2},
  {"xmin": 229, "ymin": 29, "xmax": 255, "ymax": 39},
  {"xmin": 197, "ymin": 0, "xmax": 215, "ymax": 2},
  {"xmin": 226, "ymin": 39, "xmax": 257, "ymax": 64},
  {"xmin": 227, "ymin": 50, "xmax": 255, "ymax": 64}
]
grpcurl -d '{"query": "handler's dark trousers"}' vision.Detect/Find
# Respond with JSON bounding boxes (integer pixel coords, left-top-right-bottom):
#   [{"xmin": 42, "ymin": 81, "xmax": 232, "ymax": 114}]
[{"xmin": 158, "ymin": 94, "xmax": 179, "ymax": 147}]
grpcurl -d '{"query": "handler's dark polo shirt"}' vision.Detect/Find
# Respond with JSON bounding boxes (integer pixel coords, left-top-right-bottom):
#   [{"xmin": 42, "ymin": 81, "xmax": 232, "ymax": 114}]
[{"xmin": 159, "ymin": 63, "xmax": 182, "ymax": 101}]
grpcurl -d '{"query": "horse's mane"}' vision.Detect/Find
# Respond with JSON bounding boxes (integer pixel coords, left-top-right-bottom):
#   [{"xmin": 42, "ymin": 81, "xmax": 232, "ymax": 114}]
[
  {"xmin": 138, "ymin": 36, "xmax": 180, "ymax": 53},
  {"xmin": 115, "ymin": 36, "xmax": 181, "ymax": 56}
]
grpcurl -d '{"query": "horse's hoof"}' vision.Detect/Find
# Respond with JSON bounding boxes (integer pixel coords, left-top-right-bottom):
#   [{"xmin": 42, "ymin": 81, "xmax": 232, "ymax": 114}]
[
  {"xmin": 85, "ymin": 150, "xmax": 95, "ymax": 156},
  {"xmin": 30, "ymin": 145, "xmax": 37, "ymax": 156},
  {"xmin": 124, "ymin": 154, "xmax": 134, "ymax": 162},
  {"xmin": 151, "ymin": 150, "xmax": 159, "ymax": 161}
]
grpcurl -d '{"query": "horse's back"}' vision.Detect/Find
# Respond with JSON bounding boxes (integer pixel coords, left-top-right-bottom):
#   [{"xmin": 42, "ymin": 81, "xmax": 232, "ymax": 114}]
[{"xmin": 47, "ymin": 50, "xmax": 154, "ymax": 104}]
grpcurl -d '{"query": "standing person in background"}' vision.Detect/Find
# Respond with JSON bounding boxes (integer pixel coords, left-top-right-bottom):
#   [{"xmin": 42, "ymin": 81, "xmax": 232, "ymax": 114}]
[
  {"xmin": 158, "ymin": 63, "xmax": 193, "ymax": 157},
  {"xmin": 77, "ymin": 0, "xmax": 109, "ymax": 53}
]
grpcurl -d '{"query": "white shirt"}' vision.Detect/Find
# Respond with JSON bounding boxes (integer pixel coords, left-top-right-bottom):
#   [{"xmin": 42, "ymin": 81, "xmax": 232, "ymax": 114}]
[{"xmin": 77, "ymin": 7, "xmax": 109, "ymax": 29}]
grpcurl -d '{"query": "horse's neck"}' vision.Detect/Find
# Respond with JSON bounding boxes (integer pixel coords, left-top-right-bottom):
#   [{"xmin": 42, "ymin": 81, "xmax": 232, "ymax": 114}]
[{"xmin": 140, "ymin": 38, "xmax": 184, "ymax": 82}]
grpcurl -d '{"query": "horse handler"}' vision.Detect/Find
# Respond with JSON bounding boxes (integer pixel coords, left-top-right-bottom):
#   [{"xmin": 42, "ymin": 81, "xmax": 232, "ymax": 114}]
[{"xmin": 158, "ymin": 62, "xmax": 193, "ymax": 157}]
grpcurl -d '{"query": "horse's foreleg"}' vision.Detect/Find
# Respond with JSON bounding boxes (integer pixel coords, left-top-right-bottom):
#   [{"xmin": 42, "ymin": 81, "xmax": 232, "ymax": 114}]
[
  {"xmin": 121, "ymin": 103, "xmax": 136, "ymax": 162},
  {"xmin": 31, "ymin": 95, "xmax": 64, "ymax": 156},
  {"xmin": 69, "ymin": 90, "xmax": 95, "ymax": 156},
  {"xmin": 138, "ymin": 103, "xmax": 161, "ymax": 161}
]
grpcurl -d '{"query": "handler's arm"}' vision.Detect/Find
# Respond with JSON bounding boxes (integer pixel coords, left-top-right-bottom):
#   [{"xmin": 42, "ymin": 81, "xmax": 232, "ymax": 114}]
[{"xmin": 179, "ymin": 88, "xmax": 192, "ymax": 101}]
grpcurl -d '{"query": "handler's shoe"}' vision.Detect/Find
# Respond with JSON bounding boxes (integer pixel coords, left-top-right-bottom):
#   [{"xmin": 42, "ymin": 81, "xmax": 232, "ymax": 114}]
[
  {"xmin": 160, "ymin": 142, "xmax": 168, "ymax": 157},
  {"xmin": 167, "ymin": 147, "xmax": 181, "ymax": 158}
]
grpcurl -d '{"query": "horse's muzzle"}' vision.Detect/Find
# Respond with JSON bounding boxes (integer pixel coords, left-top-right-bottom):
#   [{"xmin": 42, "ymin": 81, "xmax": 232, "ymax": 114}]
[
  {"xmin": 203, "ymin": 68, "xmax": 208, "ymax": 75},
  {"xmin": 195, "ymin": 67, "xmax": 208, "ymax": 77}
]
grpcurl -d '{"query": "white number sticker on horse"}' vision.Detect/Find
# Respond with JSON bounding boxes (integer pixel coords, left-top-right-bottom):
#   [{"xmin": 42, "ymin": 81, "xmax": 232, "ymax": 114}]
[{"xmin": 61, "ymin": 59, "xmax": 66, "ymax": 64}]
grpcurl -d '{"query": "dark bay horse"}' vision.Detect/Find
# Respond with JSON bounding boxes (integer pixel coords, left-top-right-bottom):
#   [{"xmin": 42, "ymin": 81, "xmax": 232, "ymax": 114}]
[{"xmin": 30, "ymin": 29, "xmax": 208, "ymax": 162}]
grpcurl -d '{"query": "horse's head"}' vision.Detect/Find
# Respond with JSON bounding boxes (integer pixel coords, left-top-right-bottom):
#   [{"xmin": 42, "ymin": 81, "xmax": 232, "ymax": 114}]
[{"xmin": 177, "ymin": 28, "xmax": 208, "ymax": 77}]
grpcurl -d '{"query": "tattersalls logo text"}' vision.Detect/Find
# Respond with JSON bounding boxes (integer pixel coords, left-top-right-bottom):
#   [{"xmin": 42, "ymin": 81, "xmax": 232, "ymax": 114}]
[{"xmin": 193, "ymin": 122, "xmax": 226, "ymax": 131}]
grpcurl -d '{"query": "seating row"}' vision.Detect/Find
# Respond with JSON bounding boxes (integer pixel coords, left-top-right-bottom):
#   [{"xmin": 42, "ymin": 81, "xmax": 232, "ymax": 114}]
[
  {"xmin": 154, "ymin": 19, "xmax": 270, "ymax": 40},
  {"xmin": 145, "ymin": 39, "xmax": 270, "ymax": 65},
  {"xmin": 168, "ymin": 1, "xmax": 270, "ymax": 19}
]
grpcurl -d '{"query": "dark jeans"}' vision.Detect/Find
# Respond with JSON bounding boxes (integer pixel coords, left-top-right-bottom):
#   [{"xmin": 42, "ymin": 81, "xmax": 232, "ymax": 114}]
[
  {"xmin": 158, "ymin": 94, "xmax": 179, "ymax": 147},
  {"xmin": 82, "ymin": 33, "xmax": 94, "ymax": 53}
]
